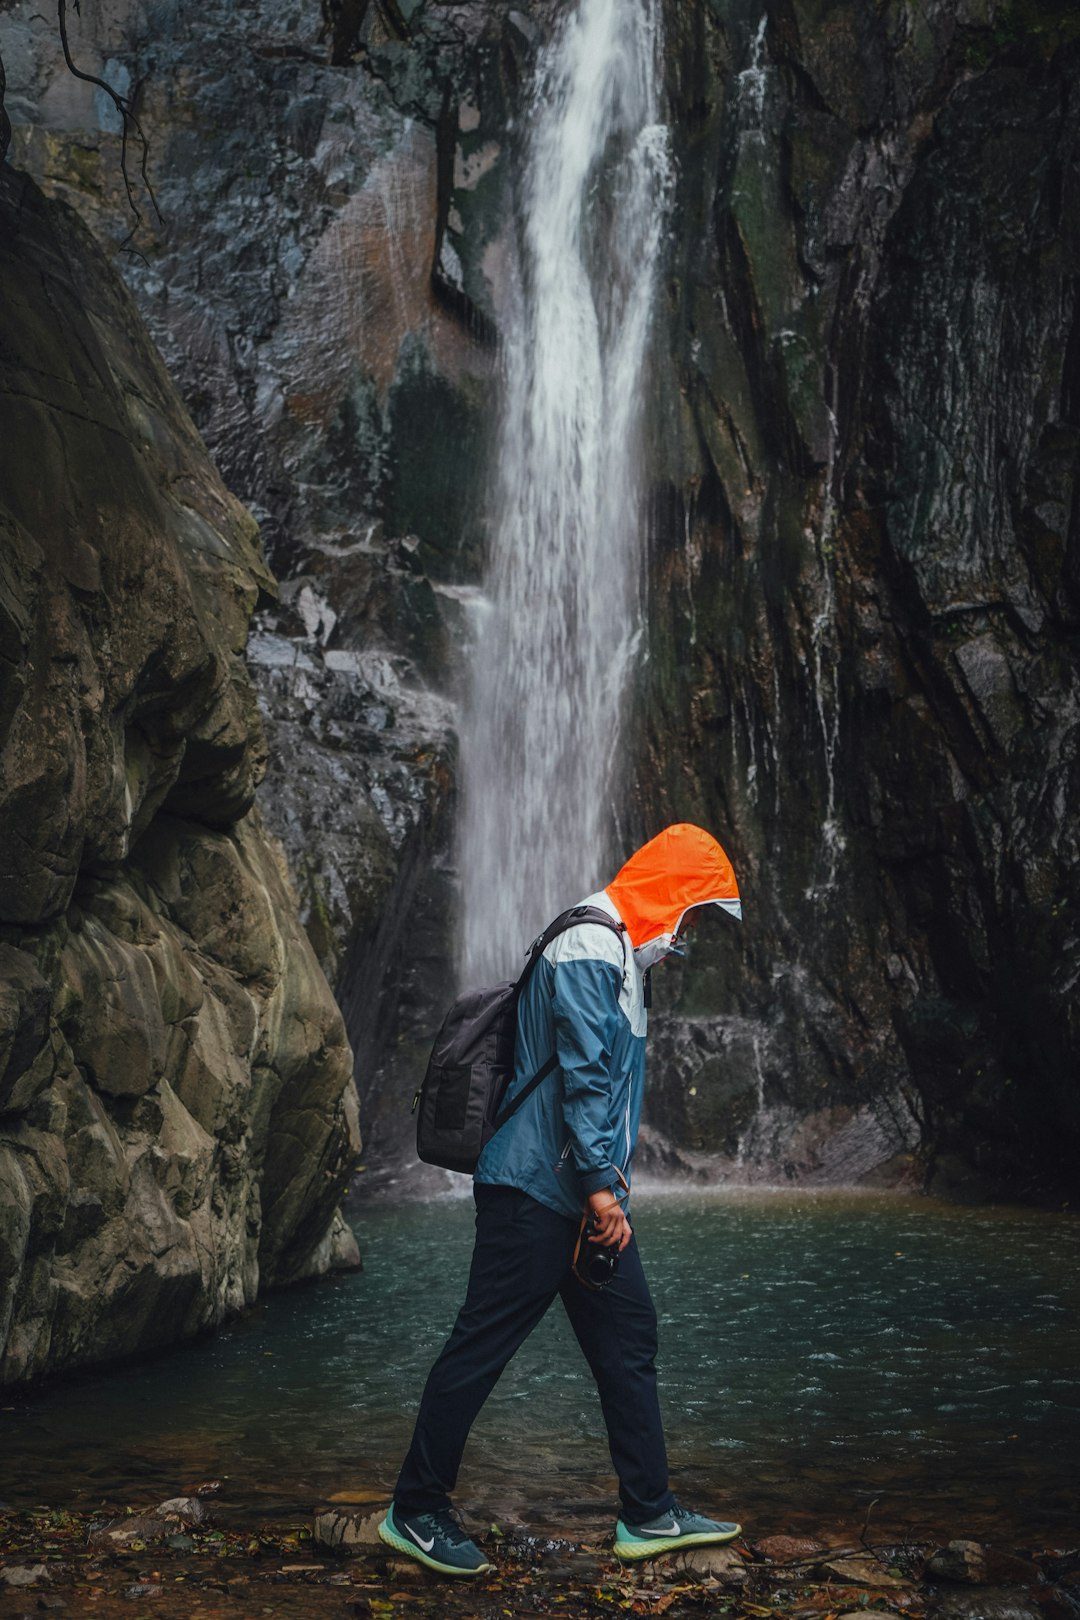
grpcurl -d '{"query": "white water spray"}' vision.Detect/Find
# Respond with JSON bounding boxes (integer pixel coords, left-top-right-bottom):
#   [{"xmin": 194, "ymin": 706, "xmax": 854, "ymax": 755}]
[{"xmin": 459, "ymin": 0, "xmax": 672, "ymax": 983}]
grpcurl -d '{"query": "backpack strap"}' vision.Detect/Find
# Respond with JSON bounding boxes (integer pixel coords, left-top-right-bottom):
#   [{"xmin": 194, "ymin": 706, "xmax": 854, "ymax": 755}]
[{"xmin": 492, "ymin": 905, "xmax": 627, "ymax": 1131}]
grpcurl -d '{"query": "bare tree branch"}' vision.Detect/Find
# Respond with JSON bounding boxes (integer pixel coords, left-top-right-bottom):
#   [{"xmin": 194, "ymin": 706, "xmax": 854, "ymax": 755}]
[{"xmin": 56, "ymin": 0, "xmax": 163, "ymax": 249}]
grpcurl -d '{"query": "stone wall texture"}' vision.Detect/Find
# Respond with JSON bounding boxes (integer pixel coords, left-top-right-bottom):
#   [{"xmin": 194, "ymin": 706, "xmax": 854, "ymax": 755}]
[{"xmin": 0, "ymin": 166, "xmax": 360, "ymax": 1384}]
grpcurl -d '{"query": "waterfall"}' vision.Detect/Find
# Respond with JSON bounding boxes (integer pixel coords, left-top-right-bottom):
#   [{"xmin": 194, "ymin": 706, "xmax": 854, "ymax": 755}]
[{"xmin": 459, "ymin": 0, "xmax": 672, "ymax": 984}]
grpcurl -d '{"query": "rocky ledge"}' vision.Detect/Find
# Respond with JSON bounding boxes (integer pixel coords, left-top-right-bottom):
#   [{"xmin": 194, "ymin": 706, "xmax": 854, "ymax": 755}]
[{"xmin": 0, "ymin": 168, "xmax": 360, "ymax": 1386}]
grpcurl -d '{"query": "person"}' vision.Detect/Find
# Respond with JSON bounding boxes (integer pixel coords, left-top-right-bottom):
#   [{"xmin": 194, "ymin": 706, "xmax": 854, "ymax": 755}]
[{"xmin": 379, "ymin": 823, "xmax": 744, "ymax": 1577}]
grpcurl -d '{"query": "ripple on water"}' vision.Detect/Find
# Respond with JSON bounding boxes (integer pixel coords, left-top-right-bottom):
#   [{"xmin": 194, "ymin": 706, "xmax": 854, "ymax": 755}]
[{"xmin": 0, "ymin": 1190, "xmax": 1078, "ymax": 1541}]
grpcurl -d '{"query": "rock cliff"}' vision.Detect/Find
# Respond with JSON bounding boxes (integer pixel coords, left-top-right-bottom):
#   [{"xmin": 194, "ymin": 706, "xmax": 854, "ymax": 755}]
[
  {"xmin": 0, "ymin": 166, "xmax": 360, "ymax": 1384},
  {"xmin": 3, "ymin": 0, "xmax": 1078, "ymax": 1201},
  {"xmin": 642, "ymin": 0, "xmax": 1080, "ymax": 1198}
]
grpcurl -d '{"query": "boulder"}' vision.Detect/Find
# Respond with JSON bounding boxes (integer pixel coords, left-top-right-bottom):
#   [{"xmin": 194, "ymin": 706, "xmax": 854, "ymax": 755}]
[{"xmin": 0, "ymin": 168, "xmax": 360, "ymax": 1386}]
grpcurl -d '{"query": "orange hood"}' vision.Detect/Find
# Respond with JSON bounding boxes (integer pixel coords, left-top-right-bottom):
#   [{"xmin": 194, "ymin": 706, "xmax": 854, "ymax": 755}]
[{"xmin": 605, "ymin": 823, "xmax": 742, "ymax": 948}]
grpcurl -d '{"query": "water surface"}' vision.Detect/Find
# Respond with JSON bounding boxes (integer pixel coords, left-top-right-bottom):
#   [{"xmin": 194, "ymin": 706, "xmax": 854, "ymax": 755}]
[{"xmin": 3, "ymin": 1191, "xmax": 1078, "ymax": 1544}]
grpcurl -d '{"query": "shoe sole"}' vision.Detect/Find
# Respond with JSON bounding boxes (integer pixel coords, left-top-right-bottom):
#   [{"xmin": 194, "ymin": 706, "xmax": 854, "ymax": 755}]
[
  {"xmin": 378, "ymin": 1517, "xmax": 494, "ymax": 1578},
  {"xmin": 614, "ymin": 1523, "xmax": 743, "ymax": 1562}
]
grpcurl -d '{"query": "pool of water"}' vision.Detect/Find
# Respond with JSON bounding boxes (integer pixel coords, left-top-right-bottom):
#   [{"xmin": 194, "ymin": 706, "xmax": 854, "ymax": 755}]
[{"xmin": 3, "ymin": 1190, "xmax": 1078, "ymax": 1544}]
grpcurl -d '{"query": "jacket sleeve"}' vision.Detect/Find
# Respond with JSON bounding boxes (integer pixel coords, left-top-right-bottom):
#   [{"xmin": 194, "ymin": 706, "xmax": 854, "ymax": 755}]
[{"xmin": 551, "ymin": 953, "xmax": 624, "ymax": 1196}]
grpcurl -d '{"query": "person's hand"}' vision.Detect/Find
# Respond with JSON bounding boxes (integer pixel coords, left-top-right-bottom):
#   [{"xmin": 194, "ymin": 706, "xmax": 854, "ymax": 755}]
[{"xmin": 586, "ymin": 1189, "xmax": 632, "ymax": 1252}]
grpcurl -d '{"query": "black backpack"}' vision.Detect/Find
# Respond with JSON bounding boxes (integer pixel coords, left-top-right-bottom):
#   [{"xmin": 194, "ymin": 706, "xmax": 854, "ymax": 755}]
[{"xmin": 413, "ymin": 905, "xmax": 627, "ymax": 1175}]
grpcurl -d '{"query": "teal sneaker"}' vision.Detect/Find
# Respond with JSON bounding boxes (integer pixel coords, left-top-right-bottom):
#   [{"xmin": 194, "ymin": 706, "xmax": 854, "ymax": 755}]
[
  {"xmin": 614, "ymin": 1501, "xmax": 742, "ymax": 1562},
  {"xmin": 378, "ymin": 1502, "xmax": 494, "ymax": 1577}
]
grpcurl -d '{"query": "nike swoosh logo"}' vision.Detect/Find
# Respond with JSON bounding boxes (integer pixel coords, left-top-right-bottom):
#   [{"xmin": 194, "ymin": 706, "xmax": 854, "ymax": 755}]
[
  {"xmin": 639, "ymin": 1519, "xmax": 680, "ymax": 1536},
  {"xmin": 405, "ymin": 1525, "xmax": 436, "ymax": 1552}
]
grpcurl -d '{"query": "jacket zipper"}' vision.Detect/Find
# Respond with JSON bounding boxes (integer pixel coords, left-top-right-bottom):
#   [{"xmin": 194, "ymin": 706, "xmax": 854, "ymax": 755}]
[{"xmin": 622, "ymin": 1085, "xmax": 633, "ymax": 1172}]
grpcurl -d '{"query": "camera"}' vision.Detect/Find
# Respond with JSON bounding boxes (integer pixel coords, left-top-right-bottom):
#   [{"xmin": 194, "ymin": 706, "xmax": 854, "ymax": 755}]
[{"xmin": 574, "ymin": 1216, "xmax": 620, "ymax": 1290}]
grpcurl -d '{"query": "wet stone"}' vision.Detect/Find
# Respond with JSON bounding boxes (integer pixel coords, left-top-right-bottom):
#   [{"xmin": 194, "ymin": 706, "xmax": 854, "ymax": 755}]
[
  {"xmin": 313, "ymin": 1506, "xmax": 383, "ymax": 1551},
  {"xmin": 90, "ymin": 1513, "xmax": 176, "ymax": 1548},
  {"xmin": 155, "ymin": 1495, "xmax": 209, "ymax": 1526},
  {"xmin": 529, "ymin": 1551, "xmax": 605, "ymax": 1581},
  {"xmin": 123, "ymin": 1584, "xmax": 163, "ymax": 1599},
  {"xmin": 819, "ymin": 1554, "xmax": 910, "ymax": 1585},
  {"xmin": 675, "ymin": 1544, "xmax": 749, "ymax": 1582},
  {"xmin": 927, "ymin": 1589, "xmax": 1046, "ymax": 1620},
  {"xmin": 0, "ymin": 1565, "xmax": 51, "ymax": 1587},
  {"xmin": 754, "ymin": 1533, "xmax": 828, "ymax": 1562},
  {"xmin": 927, "ymin": 1540, "xmax": 1039, "ymax": 1585},
  {"xmin": 383, "ymin": 1559, "xmax": 424, "ymax": 1580}
]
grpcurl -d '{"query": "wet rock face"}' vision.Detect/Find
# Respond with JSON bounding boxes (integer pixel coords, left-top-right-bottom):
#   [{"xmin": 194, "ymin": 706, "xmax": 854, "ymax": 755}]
[
  {"xmin": 0, "ymin": 170, "xmax": 359, "ymax": 1384},
  {"xmin": 5, "ymin": 0, "xmax": 1079, "ymax": 1196},
  {"xmin": 637, "ymin": 0, "xmax": 1080, "ymax": 1195},
  {"xmin": 1, "ymin": 0, "xmax": 531, "ymax": 1188},
  {"xmin": 2, "ymin": 0, "xmax": 521, "ymax": 1174}
]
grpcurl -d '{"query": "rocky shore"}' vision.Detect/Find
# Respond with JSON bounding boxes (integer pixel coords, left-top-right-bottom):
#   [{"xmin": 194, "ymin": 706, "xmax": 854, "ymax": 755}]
[{"xmin": 0, "ymin": 1490, "xmax": 1075, "ymax": 1620}]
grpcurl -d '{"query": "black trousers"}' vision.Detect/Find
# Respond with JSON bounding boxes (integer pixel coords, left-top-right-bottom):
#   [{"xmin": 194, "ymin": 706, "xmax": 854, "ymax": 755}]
[{"xmin": 393, "ymin": 1183, "xmax": 675, "ymax": 1524}]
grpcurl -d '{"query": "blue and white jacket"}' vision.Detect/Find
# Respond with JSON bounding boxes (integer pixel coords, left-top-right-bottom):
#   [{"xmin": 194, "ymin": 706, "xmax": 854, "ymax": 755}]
[{"xmin": 474, "ymin": 890, "xmax": 647, "ymax": 1221}]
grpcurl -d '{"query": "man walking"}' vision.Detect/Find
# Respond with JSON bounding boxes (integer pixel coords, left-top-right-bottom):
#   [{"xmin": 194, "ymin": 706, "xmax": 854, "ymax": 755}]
[{"xmin": 380, "ymin": 824, "xmax": 744, "ymax": 1576}]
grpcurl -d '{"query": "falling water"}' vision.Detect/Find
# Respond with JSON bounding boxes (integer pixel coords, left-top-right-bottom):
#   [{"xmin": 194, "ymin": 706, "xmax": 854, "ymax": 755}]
[{"xmin": 459, "ymin": 0, "xmax": 672, "ymax": 984}]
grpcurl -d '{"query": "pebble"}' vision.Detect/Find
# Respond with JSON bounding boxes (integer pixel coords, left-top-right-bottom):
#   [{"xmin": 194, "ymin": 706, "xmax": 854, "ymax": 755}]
[
  {"xmin": 0, "ymin": 1566, "xmax": 51, "ymax": 1588},
  {"xmin": 123, "ymin": 1584, "xmax": 163, "ymax": 1599}
]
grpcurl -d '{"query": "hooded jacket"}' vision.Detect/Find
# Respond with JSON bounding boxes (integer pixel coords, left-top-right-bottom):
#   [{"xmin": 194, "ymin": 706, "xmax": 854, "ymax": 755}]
[{"xmin": 474, "ymin": 824, "xmax": 741, "ymax": 1221}]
